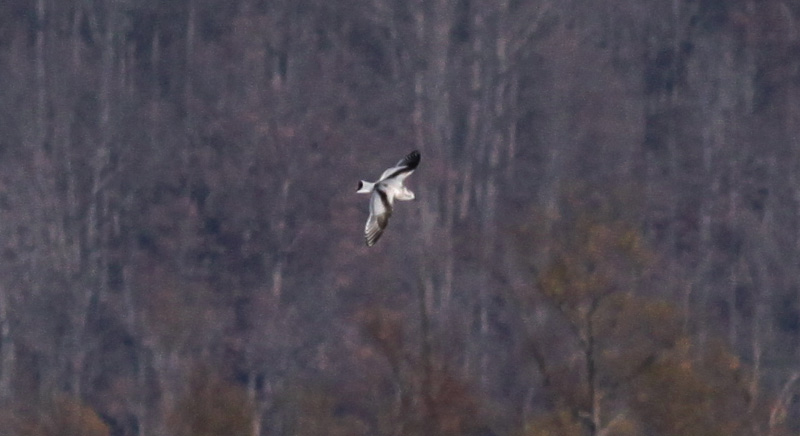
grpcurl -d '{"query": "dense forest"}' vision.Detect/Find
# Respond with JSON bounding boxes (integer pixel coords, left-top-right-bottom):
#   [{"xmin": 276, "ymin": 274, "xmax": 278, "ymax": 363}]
[{"xmin": 1, "ymin": 0, "xmax": 800, "ymax": 435}]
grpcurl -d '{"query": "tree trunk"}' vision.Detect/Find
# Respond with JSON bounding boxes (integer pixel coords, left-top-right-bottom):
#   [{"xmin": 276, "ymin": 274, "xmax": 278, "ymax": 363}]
[{"xmin": 0, "ymin": 284, "xmax": 14, "ymax": 400}]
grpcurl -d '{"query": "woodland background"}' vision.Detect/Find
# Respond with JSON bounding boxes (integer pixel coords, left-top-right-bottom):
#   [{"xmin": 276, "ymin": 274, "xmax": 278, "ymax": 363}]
[{"xmin": 1, "ymin": 0, "xmax": 800, "ymax": 435}]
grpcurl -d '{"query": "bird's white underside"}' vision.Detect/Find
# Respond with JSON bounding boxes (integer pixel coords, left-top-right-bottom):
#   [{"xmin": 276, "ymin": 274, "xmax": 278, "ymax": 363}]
[{"xmin": 359, "ymin": 151, "xmax": 420, "ymax": 246}]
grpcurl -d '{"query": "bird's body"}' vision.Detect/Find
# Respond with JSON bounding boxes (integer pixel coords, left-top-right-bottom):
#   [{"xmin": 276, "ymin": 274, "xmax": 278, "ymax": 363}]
[{"xmin": 356, "ymin": 150, "xmax": 420, "ymax": 246}]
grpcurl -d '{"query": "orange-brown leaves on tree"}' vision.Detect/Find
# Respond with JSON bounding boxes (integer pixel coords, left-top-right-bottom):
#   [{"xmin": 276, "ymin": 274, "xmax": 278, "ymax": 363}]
[
  {"xmin": 634, "ymin": 358, "xmax": 722, "ymax": 436},
  {"xmin": 168, "ymin": 367, "xmax": 252, "ymax": 436},
  {"xmin": 517, "ymin": 193, "xmax": 712, "ymax": 435},
  {"xmin": 134, "ymin": 262, "xmax": 225, "ymax": 353},
  {"xmin": 521, "ymin": 409, "xmax": 640, "ymax": 436},
  {"xmin": 428, "ymin": 372, "xmax": 481, "ymax": 436},
  {"xmin": 593, "ymin": 294, "xmax": 680, "ymax": 379},
  {"xmin": 536, "ymin": 210, "xmax": 651, "ymax": 312},
  {"xmin": 281, "ymin": 385, "xmax": 370, "ymax": 436},
  {"xmin": 357, "ymin": 306, "xmax": 406, "ymax": 370},
  {"xmin": 354, "ymin": 304, "xmax": 484, "ymax": 436},
  {"xmin": 518, "ymin": 409, "xmax": 583, "ymax": 436},
  {"xmin": 46, "ymin": 395, "xmax": 110, "ymax": 436},
  {"xmin": 539, "ymin": 259, "xmax": 570, "ymax": 301},
  {"xmin": 0, "ymin": 395, "xmax": 110, "ymax": 436},
  {"xmin": 535, "ymin": 214, "xmax": 653, "ymax": 341},
  {"xmin": 631, "ymin": 340, "xmax": 755, "ymax": 436}
]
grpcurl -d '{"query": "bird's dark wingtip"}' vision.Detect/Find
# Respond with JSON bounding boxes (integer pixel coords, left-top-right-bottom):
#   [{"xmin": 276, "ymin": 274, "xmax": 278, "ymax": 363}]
[
  {"xmin": 404, "ymin": 150, "xmax": 421, "ymax": 169},
  {"xmin": 365, "ymin": 232, "xmax": 382, "ymax": 247}
]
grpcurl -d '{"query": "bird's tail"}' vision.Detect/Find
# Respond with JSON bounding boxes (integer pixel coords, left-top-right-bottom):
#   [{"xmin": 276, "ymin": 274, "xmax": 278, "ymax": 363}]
[{"xmin": 356, "ymin": 180, "xmax": 374, "ymax": 194}]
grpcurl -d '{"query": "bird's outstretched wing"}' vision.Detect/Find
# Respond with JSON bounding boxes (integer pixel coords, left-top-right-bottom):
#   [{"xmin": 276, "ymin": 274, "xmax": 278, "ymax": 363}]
[
  {"xmin": 365, "ymin": 186, "xmax": 393, "ymax": 246},
  {"xmin": 378, "ymin": 150, "xmax": 421, "ymax": 182}
]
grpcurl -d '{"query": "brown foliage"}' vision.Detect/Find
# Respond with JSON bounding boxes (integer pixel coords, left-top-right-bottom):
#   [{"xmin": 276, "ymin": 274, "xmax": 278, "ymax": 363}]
[
  {"xmin": 357, "ymin": 304, "xmax": 483, "ymax": 436},
  {"xmin": 281, "ymin": 385, "xmax": 370, "ymax": 436},
  {"xmin": 519, "ymin": 409, "xmax": 583, "ymax": 436},
  {"xmin": 0, "ymin": 395, "xmax": 109, "ymax": 436},
  {"xmin": 168, "ymin": 368, "xmax": 253, "ymax": 436},
  {"xmin": 518, "ymin": 194, "xmax": 768, "ymax": 435},
  {"xmin": 631, "ymin": 340, "xmax": 753, "ymax": 436}
]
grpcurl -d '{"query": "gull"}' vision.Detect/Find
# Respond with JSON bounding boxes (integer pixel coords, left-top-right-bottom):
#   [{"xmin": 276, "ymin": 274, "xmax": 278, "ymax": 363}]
[{"xmin": 356, "ymin": 150, "xmax": 421, "ymax": 246}]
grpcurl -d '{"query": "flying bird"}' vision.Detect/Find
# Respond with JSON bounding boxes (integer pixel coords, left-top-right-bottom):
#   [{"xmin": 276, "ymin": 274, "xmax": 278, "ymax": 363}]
[{"xmin": 356, "ymin": 150, "xmax": 421, "ymax": 246}]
